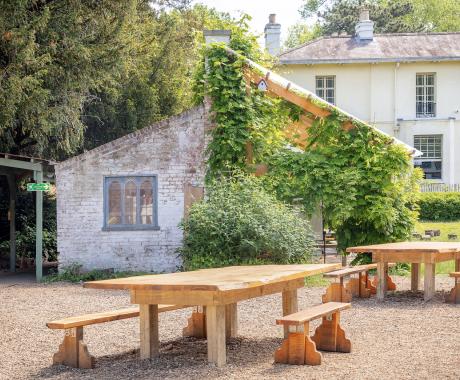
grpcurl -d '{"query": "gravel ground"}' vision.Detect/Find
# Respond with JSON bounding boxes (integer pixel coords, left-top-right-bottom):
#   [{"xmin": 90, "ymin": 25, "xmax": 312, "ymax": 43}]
[{"xmin": 1, "ymin": 274, "xmax": 459, "ymax": 380}]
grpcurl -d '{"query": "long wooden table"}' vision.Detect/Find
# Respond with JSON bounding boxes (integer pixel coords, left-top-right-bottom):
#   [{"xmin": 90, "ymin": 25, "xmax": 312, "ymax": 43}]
[
  {"xmin": 84, "ymin": 263, "xmax": 340, "ymax": 366},
  {"xmin": 346, "ymin": 242, "xmax": 460, "ymax": 301}
]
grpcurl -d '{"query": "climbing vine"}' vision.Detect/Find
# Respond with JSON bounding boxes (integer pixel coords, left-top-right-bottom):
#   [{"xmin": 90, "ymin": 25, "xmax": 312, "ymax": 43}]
[{"xmin": 194, "ymin": 36, "xmax": 421, "ymax": 252}]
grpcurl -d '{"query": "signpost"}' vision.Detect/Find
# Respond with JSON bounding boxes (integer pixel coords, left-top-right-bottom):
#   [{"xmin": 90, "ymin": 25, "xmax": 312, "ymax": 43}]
[{"xmin": 27, "ymin": 183, "xmax": 50, "ymax": 192}]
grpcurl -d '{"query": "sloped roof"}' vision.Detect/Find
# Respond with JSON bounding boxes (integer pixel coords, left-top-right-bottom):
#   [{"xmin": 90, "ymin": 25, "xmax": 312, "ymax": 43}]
[
  {"xmin": 279, "ymin": 32, "xmax": 460, "ymax": 64},
  {"xmin": 225, "ymin": 47, "xmax": 420, "ymax": 156}
]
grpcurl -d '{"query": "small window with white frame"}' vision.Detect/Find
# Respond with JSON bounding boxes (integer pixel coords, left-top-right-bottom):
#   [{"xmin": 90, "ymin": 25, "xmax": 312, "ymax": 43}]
[
  {"xmin": 315, "ymin": 76, "xmax": 335, "ymax": 105},
  {"xmin": 413, "ymin": 135, "xmax": 442, "ymax": 180},
  {"xmin": 416, "ymin": 73, "xmax": 436, "ymax": 118},
  {"xmin": 103, "ymin": 176, "xmax": 158, "ymax": 230}
]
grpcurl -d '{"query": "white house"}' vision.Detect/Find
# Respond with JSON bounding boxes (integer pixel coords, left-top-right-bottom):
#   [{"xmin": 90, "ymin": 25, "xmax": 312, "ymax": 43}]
[{"xmin": 268, "ymin": 10, "xmax": 460, "ymax": 184}]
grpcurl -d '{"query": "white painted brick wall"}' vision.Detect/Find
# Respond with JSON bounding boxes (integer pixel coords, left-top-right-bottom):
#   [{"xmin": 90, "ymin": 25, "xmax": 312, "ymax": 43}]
[{"xmin": 55, "ymin": 105, "xmax": 210, "ymax": 273}]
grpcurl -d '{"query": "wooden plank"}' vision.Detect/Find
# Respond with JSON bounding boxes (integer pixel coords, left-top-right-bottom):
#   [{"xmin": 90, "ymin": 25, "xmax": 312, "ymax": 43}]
[
  {"xmin": 449, "ymin": 272, "xmax": 460, "ymax": 278},
  {"xmin": 276, "ymin": 302, "xmax": 351, "ymax": 326},
  {"xmin": 456, "ymin": 259, "xmax": 460, "ymax": 272},
  {"xmin": 376, "ymin": 262, "xmax": 387, "ymax": 300},
  {"xmin": 85, "ymin": 264, "xmax": 341, "ymax": 292},
  {"xmin": 206, "ymin": 305, "xmax": 226, "ymax": 367},
  {"xmin": 139, "ymin": 304, "xmax": 159, "ymax": 359},
  {"xmin": 411, "ymin": 263, "xmax": 420, "ymax": 291},
  {"xmin": 245, "ymin": 70, "xmax": 331, "ymax": 118},
  {"xmin": 282, "ymin": 289, "xmax": 298, "ymax": 338},
  {"xmin": 47, "ymin": 305, "xmax": 185, "ymax": 329},
  {"xmin": 424, "ymin": 263, "xmax": 436, "ymax": 301}
]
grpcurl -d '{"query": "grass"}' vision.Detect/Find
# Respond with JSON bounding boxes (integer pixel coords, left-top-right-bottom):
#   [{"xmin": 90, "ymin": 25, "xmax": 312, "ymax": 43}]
[
  {"xmin": 304, "ymin": 274, "xmax": 330, "ymax": 287},
  {"xmin": 410, "ymin": 220, "xmax": 460, "ymax": 275}
]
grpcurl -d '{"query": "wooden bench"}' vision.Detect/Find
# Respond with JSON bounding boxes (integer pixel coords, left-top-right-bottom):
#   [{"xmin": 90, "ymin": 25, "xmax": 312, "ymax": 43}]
[
  {"xmin": 322, "ymin": 263, "xmax": 396, "ymax": 302},
  {"xmin": 446, "ymin": 272, "xmax": 460, "ymax": 304},
  {"xmin": 47, "ymin": 304, "xmax": 186, "ymax": 369},
  {"xmin": 274, "ymin": 302, "xmax": 351, "ymax": 366}
]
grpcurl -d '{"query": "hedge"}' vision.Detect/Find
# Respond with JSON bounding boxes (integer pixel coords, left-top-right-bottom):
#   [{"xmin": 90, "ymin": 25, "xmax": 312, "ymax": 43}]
[{"xmin": 418, "ymin": 192, "xmax": 460, "ymax": 221}]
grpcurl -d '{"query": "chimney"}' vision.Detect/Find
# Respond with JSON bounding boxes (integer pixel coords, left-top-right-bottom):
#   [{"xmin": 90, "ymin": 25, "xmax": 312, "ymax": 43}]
[
  {"xmin": 355, "ymin": 7, "xmax": 374, "ymax": 40},
  {"xmin": 203, "ymin": 30, "xmax": 231, "ymax": 46},
  {"xmin": 264, "ymin": 14, "xmax": 281, "ymax": 55}
]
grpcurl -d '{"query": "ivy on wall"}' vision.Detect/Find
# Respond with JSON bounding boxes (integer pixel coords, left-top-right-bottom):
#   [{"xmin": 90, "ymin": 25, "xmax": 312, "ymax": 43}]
[{"xmin": 195, "ymin": 38, "xmax": 421, "ymax": 252}]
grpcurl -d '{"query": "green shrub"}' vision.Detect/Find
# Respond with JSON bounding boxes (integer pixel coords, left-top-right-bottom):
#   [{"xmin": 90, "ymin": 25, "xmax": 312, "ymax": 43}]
[
  {"xmin": 418, "ymin": 192, "xmax": 460, "ymax": 221},
  {"xmin": 179, "ymin": 175, "xmax": 315, "ymax": 270}
]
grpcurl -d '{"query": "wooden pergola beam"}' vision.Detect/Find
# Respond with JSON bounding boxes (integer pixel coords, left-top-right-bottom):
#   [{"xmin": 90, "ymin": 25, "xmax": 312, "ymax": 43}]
[{"xmin": 244, "ymin": 69, "xmax": 331, "ymax": 118}]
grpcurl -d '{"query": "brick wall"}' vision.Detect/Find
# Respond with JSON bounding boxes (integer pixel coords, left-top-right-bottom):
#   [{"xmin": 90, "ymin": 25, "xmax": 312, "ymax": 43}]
[{"xmin": 55, "ymin": 105, "xmax": 210, "ymax": 273}]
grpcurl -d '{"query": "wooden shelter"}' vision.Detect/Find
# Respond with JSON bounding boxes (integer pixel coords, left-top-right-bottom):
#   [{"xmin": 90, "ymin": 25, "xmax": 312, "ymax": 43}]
[{"xmin": 0, "ymin": 153, "xmax": 55, "ymax": 281}]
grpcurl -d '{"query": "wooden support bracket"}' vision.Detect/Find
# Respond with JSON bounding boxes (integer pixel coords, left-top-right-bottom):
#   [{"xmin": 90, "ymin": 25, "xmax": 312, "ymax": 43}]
[
  {"xmin": 52, "ymin": 327, "xmax": 94, "ymax": 369},
  {"xmin": 322, "ymin": 282, "xmax": 352, "ymax": 303},
  {"xmin": 311, "ymin": 312, "xmax": 351, "ymax": 353},
  {"xmin": 274, "ymin": 322, "xmax": 322, "ymax": 366},
  {"xmin": 183, "ymin": 309, "xmax": 207, "ymax": 338},
  {"xmin": 345, "ymin": 276, "xmax": 371, "ymax": 298},
  {"xmin": 372, "ymin": 274, "xmax": 397, "ymax": 291},
  {"xmin": 446, "ymin": 283, "xmax": 460, "ymax": 304}
]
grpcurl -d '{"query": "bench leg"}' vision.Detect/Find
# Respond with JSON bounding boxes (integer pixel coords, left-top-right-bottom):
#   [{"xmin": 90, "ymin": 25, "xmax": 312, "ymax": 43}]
[
  {"xmin": 274, "ymin": 322, "xmax": 322, "ymax": 366},
  {"xmin": 446, "ymin": 278, "xmax": 460, "ymax": 304},
  {"xmin": 322, "ymin": 280, "xmax": 352, "ymax": 303},
  {"xmin": 183, "ymin": 307, "xmax": 207, "ymax": 338},
  {"xmin": 282, "ymin": 289, "xmax": 298, "ymax": 339},
  {"xmin": 411, "ymin": 263, "xmax": 420, "ymax": 291},
  {"xmin": 53, "ymin": 327, "xmax": 94, "ymax": 369},
  {"xmin": 311, "ymin": 311, "xmax": 351, "ymax": 353},
  {"xmin": 346, "ymin": 274, "xmax": 371, "ymax": 298}
]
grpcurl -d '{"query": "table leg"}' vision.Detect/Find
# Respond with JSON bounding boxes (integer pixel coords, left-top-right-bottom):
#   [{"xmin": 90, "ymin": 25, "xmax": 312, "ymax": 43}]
[
  {"xmin": 139, "ymin": 304, "xmax": 159, "ymax": 359},
  {"xmin": 411, "ymin": 263, "xmax": 420, "ymax": 291},
  {"xmin": 282, "ymin": 289, "xmax": 298, "ymax": 338},
  {"xmin": 424, "ymin": 263, "xmax": 436, "ymax": 301},
  {"xmin": 456, "ymin": 258, "xmax": 460, "ymax": 272},
  {"xmin": 206, "ymin": 305, "xmax": 226, "ymax": 367},
  {"xmin": 376, "ymin": 262, "xmax": 387, "ymax": 300},
  {"xmin": 225, "ymin": 303, "xmax": 238, "ymax": 338}
]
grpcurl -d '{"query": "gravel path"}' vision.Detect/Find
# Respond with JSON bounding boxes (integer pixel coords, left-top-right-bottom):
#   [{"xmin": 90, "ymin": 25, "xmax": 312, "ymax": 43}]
[{"xmin": 0, "ymin": 275, "xmax": 459, "ymax": 380}]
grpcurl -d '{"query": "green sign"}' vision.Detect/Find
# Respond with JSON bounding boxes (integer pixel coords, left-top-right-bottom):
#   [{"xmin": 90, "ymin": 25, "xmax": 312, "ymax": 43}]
[{"xmin": 27, "ymin": 183, "xmax": 51, "ymax": 192}]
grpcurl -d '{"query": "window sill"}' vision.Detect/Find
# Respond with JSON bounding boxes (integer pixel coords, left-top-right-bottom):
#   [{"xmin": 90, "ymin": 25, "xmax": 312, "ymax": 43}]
[{"xmin": 102, "ymin": 225, "xmax": 161, "ymax": 232}]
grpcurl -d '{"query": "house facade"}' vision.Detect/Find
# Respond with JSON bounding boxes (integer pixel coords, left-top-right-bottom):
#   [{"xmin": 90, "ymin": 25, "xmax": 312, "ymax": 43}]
[
  {"xmin": 273, "ymin": 11, "xmax": 460, "ymax": 184},
  {"xmin": 55, "ymin": 105, "xmax": 209, "ymax": 273}
]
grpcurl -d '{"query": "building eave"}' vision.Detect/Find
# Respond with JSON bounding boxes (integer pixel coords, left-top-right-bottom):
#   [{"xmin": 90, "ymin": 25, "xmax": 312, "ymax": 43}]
[{"xmin": 279, "ymin": 56, "xmax": 460, "ymax": 65}]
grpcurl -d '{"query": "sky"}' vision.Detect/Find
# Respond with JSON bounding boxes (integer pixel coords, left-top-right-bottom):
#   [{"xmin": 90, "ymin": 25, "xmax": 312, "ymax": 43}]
[{"xmin": 192, "ymin": 0, "xmax": 306, "ymax": 44}]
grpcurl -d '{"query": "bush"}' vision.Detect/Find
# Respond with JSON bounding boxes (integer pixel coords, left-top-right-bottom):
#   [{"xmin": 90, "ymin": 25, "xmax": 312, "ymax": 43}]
[
  {"xmin": 179, "ymin": 176, "xmax": 315, "ymax": 270},
  {"xmin": 419, "ymin": 192, "xmax": 460, "ymax": 221}
]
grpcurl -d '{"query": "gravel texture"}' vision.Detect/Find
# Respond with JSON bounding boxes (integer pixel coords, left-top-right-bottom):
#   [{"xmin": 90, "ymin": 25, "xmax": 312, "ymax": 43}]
[{"xmin": 1, "ymin": 274, "xmax": 459, "ymax": 380}]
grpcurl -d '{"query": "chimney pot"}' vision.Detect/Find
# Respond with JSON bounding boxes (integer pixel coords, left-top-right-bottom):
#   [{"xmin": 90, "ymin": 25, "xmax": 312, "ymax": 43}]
[
  {"xmin": 355, "ymin": 7, "xmax": 374, "ymax": 40},
  {"xmin": 264, "ymin": 14, "xmax": 281, "ymax": 55}
]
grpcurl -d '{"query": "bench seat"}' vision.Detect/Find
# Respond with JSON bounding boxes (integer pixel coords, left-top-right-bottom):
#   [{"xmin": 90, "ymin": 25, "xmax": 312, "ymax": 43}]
[
  {"xmin": 276, "ymin": 302, "xmax": 351, "ymax": 326},
  {"xmin": 47, "ymin": 304, "xmax": 182, "ymax": 330},
  {"xmin": 274, "ymin": 302, "xmax": 351, "ymax": 366},
  {"xmin": 323, "ymin": 264, "xmax": 377, "ymax": 278},
  {"xmin": 48, "ymin": 304, "xmax": 188, "ymax": 369}
]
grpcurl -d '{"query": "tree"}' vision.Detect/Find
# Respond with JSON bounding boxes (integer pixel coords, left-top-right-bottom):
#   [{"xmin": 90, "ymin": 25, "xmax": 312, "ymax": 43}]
[
  {"xmin": 0, "ymin": 0, "xmax": 141, "ymax": 158},
  {"xmin": 299, "ymin": 0, "xmax": 424, "ymax": 36},
  {"xmin": 283, "ymin": 22, "xmax": 321, "ymax": 50}
]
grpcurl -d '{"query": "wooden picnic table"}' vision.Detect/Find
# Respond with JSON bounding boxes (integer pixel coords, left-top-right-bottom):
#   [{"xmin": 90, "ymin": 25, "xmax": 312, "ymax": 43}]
[
  {"xmin": 84, "ymin": 263, "xmax": 340, "ymax": 366},
  {"xmin": 346, "ymin": 242, "xmax": 460, "ymax": 301}
]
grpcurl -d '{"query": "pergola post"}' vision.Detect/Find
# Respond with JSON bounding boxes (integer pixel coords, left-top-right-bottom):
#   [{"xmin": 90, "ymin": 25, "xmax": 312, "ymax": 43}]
[
  {"xmin": 35, "ymin": 170, "xmax": 43, "ymax": 282},
  {"xmin": 7, "ymin": 174, "xmax": 16, "ymax": 272}
]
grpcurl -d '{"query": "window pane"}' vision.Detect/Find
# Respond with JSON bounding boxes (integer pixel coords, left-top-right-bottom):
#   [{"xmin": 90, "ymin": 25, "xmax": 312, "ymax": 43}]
[
  {"xmin": 108, "ymin": 181, "xmax": 122, "ymax": 225},
  {"xmin": 140, "ymin": 180, "xmax": 153, "ymax": 225},
  {"xmin": 124, "ymin": 181, "xmax": 137, "ymax": 224}
]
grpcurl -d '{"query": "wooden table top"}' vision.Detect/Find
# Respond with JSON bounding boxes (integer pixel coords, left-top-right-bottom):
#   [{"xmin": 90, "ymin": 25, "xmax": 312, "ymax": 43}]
[
  {"xmin": 84, "ymin": 264, "xmax": 341, "ymax": 292},
  {"xmin": 346, "ymin": 241, "xmax": 460, "ymax": 254}
]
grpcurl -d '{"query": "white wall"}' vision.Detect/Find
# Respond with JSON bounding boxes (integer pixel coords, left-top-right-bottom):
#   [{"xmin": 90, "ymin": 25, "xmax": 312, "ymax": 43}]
[
  {"xmin": 56, "ymin": 106, "xmax": 209, "ymax": 273},
  {"xmin": 278, "ymin": 61, "xmax": 460, "ymax": 183}
]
